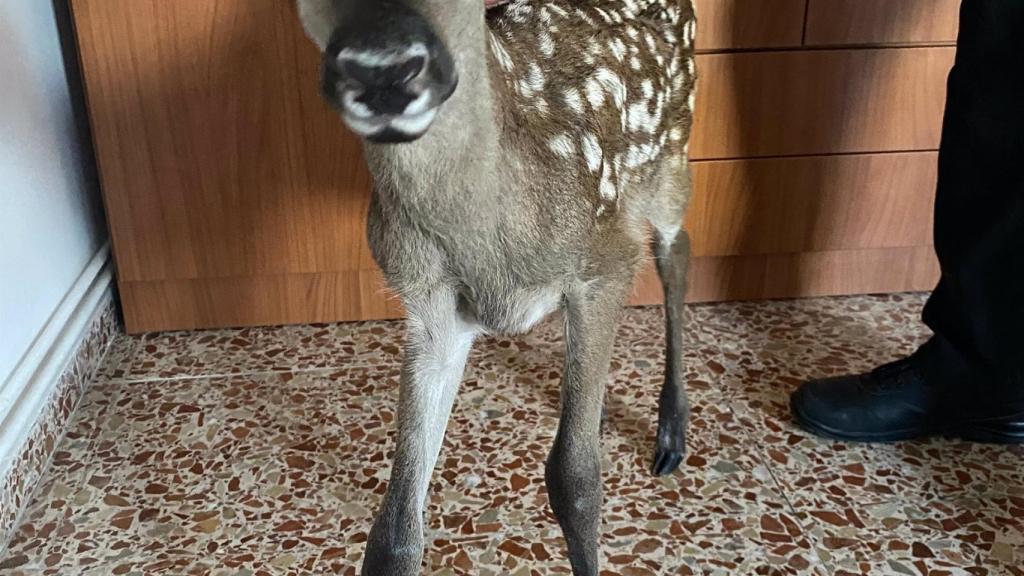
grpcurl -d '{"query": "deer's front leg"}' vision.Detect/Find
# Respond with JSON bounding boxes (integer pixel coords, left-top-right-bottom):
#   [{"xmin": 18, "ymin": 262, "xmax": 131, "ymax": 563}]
[
  {"xmin": 362, "ymin": 294, "xmax": 476, "ymax": 576},
  {"xmin": 546, "ymin": 280, "xmax": 629, "ymax": 576}
]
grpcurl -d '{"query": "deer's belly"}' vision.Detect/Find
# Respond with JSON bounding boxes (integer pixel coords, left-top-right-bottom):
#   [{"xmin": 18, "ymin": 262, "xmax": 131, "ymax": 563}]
[{"xmin": 459, "ymin": 285, "xmax": 562, "ymax": 336}]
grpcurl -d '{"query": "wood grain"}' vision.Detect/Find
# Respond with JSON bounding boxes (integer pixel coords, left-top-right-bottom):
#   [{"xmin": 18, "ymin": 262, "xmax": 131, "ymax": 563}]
[
  {"xmin": 687, "ymin": 152, "xmax": 937, "ymax": 257},
  {"xmin": 74, "ymin": 1, "xmax": 948, "ymax": 331},
  {"xmin": 119, "ymin": 246, "xmax": 939, "ymax": 332},
  {"xmin": 630, "ymin": 246, "xmax": 940, "ymax": 307},
  {"xmin": 72, "ymin": 0, "xmax": 376, "ymax": 282},
  {"xmin": 806, "ymin": 0, "xmax": 960, "ymax": 47},
  {"xmin": 691, "ymin": 48, "xmax": 955, "ymax": 160},
  {"xmin": 120, "ymin": 270, "xmax": 403, "ymax": 333},
  {"xmin": 695, "ymin": 0, "xmax": 807, "ymax": 52}
]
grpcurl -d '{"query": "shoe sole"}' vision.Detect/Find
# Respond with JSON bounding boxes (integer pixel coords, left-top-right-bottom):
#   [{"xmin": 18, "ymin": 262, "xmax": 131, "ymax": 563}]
[{"xmin": 790, "ymin": 400, "xmax": 1024, "ymax": 445}]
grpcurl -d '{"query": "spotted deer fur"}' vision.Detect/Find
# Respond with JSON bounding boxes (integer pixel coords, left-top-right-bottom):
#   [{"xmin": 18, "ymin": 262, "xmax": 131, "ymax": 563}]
[{"xmin": 297, "ymin": 1, "xmax": 697, "ymax": 574}]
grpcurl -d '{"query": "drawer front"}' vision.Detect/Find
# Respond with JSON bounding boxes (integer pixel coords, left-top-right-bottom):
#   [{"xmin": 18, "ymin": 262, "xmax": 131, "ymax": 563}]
[
  {"xmin": 695, "ymin": 0, "xmax": 806, "ymax": 51},
  {"xmin": 631, "ymin": 246, "xmax": 940, "ymax": 305},
  {"xmin": 73, "ymin": 0, "xmax": 377, "ymax": 283},
  {"xmin": 806, "ymin": 0, "xmax": 961, "ymax": 46},
  {"xmin": 687, "ymin": 152, "xmax": 937, "ymax": 257},
  {"xmin": 692, "ymin": 47, "xmax": 955, "ymax": 159},
  {"xmin": 73, "ymin": 0, "xmax": 951, "ymax": 330}
]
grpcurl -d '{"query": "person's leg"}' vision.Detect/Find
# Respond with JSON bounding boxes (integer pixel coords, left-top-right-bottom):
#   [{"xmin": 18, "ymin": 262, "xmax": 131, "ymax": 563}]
[
  {"xmin": 791, "ymin": 0, "xmax": 1024, "ymax": 442},
  {"xmin": 923, "ymin": 0, "xmax": 1024, "ymax": 390}
]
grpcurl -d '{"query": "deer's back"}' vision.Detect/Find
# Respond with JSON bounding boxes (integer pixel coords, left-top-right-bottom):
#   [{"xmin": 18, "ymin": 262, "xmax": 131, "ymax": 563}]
[{"xmin": 487, "ymin": 0, "xmax": 697, "ymax": 216}]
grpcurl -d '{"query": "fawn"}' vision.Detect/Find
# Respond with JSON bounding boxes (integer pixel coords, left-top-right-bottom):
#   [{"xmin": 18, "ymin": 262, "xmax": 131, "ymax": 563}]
[{"xmin": 298, "ymin": 1, "xmax": 697, "ymax": 573}]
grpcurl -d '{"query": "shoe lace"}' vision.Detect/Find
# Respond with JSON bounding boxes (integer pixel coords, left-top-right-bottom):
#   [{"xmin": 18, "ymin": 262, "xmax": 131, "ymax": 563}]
[{"xmin": 869, "ymin": 356, "xmax": 920, "ymax": 391}]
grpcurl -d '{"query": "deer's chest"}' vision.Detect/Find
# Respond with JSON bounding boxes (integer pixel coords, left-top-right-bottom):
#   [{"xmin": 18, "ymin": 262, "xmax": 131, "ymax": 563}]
[{"xmin": 457, "ymin": 280, "xmax": 562, "ymax": 336}]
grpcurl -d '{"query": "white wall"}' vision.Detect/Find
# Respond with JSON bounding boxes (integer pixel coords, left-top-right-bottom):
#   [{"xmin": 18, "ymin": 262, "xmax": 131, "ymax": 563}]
[{"xmin": 0, "ymin": 0, "xmax": 108, "ymax": 386}]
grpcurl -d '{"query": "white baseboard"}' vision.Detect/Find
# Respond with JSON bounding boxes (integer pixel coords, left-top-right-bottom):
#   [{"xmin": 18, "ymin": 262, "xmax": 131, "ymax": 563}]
[{"xmin": 0, "ymin": 242, "xmax": 113, "ymax": 477}]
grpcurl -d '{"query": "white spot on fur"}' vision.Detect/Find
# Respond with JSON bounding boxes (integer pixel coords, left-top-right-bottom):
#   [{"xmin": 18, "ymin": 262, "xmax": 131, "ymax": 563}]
[
  {"xmin": 585, "ymin": 78, "xmax": 605, "ymax": 110},
  {"xmin": 668, "ymin": 54, "xmax": 681, "ymax": 76},
  {"xmin": 509, "ymin": 1, "xmax": 533, "ymax": 23},
  {"xmin": 547, "ymin": 3, "xmax": 569, "ymax": 18},
  {"xmin": 683, "ymin": 19, "xmax": 697, "ymax": 46},
  {"xmin": 581, "ymin": 132, "xmax": 602, "ymax": 173},
  {"xmin": 489, "ymin": 33, "xmax": 514, "ymax": 72},
  {"xmin": 643, "ymin": 31, "xmax": 658, "ymax": 53},
  {"xmin": 625, "ymin": 144, "xmax": 643, "ymax": 168},
  {"xmin": 548, "ymin": 133, "xmax": 575, "ymax": 158},
  {"xmin": 575, "ymin": 8, "xmax": 597, "ymax": 27},
  {"xmin": 538, "ymin": 5, "xmax": 552, "ymax": 24},
  {"xmin": 517, "ymin": 80, "xmax": 534, "ymax": 98},
  {"xmin": 533, "ymin": 96, "xmax": 550, "ymax": 116},
  {"xmin": 599, "ymin": 161, "xmax": 617, "ymax": 202},
  {"xmin": 627, "ymin": 101, "xmax": 652, "ymax": 132},
  {"xmin": 564, "ymin": 87, "xmax": 584, "ymax": 115},
  {"xmin": 527, "ymin": 63, "xmax": 546, "ymax": 91},
  {"xmin": 641, "ymin": 79, "xmax": 655, "ymax": 100},
  {"xmin": 609, "ymin": 38, "xmax": 627, "ymax": 62},
  {"xmin": 540, "ymin": 32, "xmax": 556, "ymax": 58},
  {"xmin": 595, "ymin": 68, "xmax": 627, "ymax": 109}
]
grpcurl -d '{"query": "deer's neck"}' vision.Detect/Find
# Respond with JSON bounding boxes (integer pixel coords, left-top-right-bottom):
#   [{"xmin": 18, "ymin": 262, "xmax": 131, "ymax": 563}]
[{"xmin": 364, "ymin": 2, "xmax": 502, "ymax": 213}]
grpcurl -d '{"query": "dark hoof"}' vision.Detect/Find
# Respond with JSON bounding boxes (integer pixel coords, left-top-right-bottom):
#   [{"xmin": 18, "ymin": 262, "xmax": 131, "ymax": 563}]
[
  {"xmin": 651, "ymin": 425, "xmax": 686, "ymax": 476},
  {"xmin": 651, "ymin": 444, "xmax": 684, "ymax": 476}
]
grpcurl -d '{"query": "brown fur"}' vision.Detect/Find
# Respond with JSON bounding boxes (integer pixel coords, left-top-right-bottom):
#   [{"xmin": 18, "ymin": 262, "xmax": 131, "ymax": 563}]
[{"xmin": 297, "ymin": 1, "xmax": 697, "ymax": 574}]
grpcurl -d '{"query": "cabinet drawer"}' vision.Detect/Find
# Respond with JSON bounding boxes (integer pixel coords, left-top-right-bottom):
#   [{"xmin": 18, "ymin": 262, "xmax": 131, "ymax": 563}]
[
  {"xmin": 687, "ymin": 152, "xmax": 937, "ymax": 257},
  {"xmin": 631, "ymin": 246, "xmax": 940, "ymax": 305},
  {"xmin": 691, "ymin": 47, "xmax": 954, "ymax": 159},
  {"xmin": 695, "ymin": 0, "xmax": 806, "ymax": 51},
  {"xmin": 806, "ymin": 0, "xmax": 960, "ymax": 46}
]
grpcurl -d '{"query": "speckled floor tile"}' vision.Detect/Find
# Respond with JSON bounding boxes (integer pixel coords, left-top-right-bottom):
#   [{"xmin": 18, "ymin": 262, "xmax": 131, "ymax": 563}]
[
  {"xmin": 812, "ymin": 495, "xmax": 1024, "ymax": 575},
  {"xmin": 3, "ymin": 294, "xmax": 1022, "ymax": 575},
  {"xmin": 124, "ymin": 322, "xmax": 406, "ymax": 382}
]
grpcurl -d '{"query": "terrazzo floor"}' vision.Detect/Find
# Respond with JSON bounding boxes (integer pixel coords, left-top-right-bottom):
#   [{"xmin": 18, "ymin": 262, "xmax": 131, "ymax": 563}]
[{"xmin": 1, "ymin": 294, "xmax": 1022, "ymax": 575}]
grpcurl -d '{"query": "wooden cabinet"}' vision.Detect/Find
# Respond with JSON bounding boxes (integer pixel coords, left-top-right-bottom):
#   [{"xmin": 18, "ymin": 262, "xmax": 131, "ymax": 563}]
[
  {"xmin": 805, "ymin": 0, "xmax": 961, "ymax": 46},
  {"xmin": 71, "ymin": 0, "xmax": 953, "ymax": 333},
  {"xmin": 695, "ymin": 0, "xmax": 806, "ymax": 51},
  {"xmin": 691, "ymin": 48, "xmax": 954, "ymax": 159}
]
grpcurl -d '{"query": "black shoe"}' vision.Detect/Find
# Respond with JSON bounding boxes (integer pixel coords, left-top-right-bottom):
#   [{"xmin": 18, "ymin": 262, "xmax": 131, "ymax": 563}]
[{"xmin": 790, "ymin": 343, "xmax": 1024, "ymax": 443}]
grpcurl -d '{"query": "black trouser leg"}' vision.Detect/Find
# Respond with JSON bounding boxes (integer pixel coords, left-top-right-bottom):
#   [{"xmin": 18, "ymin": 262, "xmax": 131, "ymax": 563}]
[
  {"xmin": 790, "ymin": 0, "xmax": 1024, "ymax": 441},
  {"xmin": 922, "ymin": 0, "xmax": 1024, "ymax": 398}
]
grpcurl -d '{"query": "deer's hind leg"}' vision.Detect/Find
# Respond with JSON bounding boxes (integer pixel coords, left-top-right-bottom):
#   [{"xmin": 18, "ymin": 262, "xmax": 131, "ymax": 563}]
[{"xmin": 648, "ymin": 154, "xmax": 693, "ymax": 476}]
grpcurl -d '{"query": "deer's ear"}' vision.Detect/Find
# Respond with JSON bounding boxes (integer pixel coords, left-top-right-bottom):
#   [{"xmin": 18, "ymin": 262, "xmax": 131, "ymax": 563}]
[
  {"xmin": 297, "ymin": 0, "xmax": 338, "ymax": 50},
  {"xmin": 485, "ymin": 0, "xmax": 511, "ymax": 9}
]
